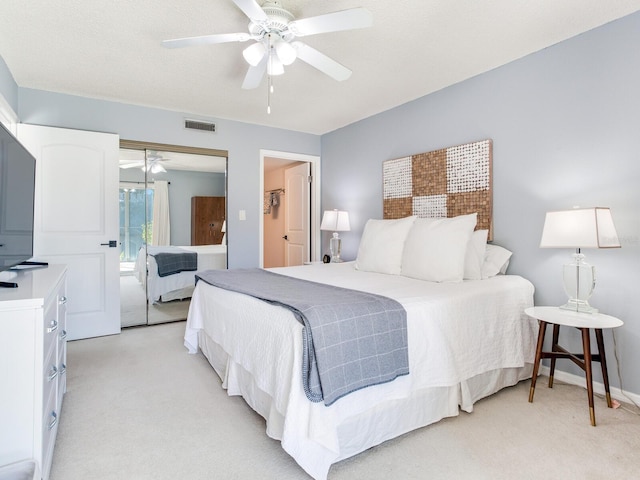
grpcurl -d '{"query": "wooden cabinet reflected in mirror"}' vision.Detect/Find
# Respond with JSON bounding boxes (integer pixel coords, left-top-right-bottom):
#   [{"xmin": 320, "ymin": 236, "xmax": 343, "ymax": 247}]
[
  {"xmin": 191, "ymin": 196, "xmax": 225, "ymax": 245},
  {"xmin": 118, "ymin": 141, "xmax": 228, "ymax": 328}
]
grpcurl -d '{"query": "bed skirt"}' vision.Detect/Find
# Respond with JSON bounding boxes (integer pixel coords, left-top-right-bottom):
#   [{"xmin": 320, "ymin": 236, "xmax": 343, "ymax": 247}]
[{"xmin": 197, "ymin": 329, "xmax": 533, "ymax": 480}]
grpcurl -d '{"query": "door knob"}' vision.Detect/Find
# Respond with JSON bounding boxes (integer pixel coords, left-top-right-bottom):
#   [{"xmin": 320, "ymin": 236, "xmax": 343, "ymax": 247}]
[
  {"xmin": 100, "ymin": 240, "xmax": 118, "ymax": 247},
  {"xmin": 282, "ymin": 235, "xmax": 288, "ymax": 240}
]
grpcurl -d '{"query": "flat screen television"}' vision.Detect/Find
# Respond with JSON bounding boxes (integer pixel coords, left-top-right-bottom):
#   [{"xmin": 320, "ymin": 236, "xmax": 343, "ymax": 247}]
[{"xmin": 0, "ymin": 122, "xmax": 36, "ymax": 275}]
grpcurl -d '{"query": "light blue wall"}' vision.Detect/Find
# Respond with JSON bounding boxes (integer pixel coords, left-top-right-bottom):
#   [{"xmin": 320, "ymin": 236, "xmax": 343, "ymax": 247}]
[
  {"xmin": 16, "ymin": 89, "xmax": 320, "ymax": 267},
  {"xmin": 0, "ymin": 56, "xmax": 18, "ymax": 111},
  {"xmin": 322, "ymin": 12, "xmax": 640, "ymax": 395}
]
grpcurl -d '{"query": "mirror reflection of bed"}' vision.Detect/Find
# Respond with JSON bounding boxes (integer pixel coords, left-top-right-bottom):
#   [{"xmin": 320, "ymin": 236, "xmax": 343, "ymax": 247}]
[{"xmin": 118, "ymin": 144, "xmax": 227, "ymax": 328}]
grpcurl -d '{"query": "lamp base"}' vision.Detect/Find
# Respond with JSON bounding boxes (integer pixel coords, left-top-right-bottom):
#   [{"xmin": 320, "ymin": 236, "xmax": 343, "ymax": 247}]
[
  {"xmin": 329, "ymin": 233, "xmax": 342, "ymax": 263},
  {"xmin": 561, "ymin": 253, "xmax": 597, "ymax": 314},
  {"xmin": 560, "ymin": 299, "xmax": 598, "ymax": 314}
]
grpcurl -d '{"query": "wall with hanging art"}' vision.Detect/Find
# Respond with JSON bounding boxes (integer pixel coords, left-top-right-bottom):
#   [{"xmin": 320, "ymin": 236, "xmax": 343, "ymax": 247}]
[{"xmin": 382, "ymin": 139, "xmax": 493, "ymax": 239}]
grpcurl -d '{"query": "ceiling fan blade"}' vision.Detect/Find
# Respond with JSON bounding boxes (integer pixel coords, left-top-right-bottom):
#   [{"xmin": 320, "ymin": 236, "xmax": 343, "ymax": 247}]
[
  {"xmin": 119, "ymin": 162, "xmax": 144, "ymax": 169},
  {"xmin": 162, "ymin": 32, "xmax": 251, "ymax": 49},
  {"xmin": 289, "ymin": 7, "xmax": 373, "ymax": 37},
  {"xmin": 292, "ymin": 42, "xmax": 351, "ymax": 82},
  {"xmin": 242, "ymin": 57, "xmax": 267, "ymax": 89},
  {"xmin": 232, "ymin": 0, "xmax": 269, "ymax": 23}
]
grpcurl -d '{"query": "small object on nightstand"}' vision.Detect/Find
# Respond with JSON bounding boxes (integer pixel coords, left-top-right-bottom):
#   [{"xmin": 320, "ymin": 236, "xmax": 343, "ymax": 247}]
[{"xmin": 525, "ymin": 306, "xmax": 623, "ymax": 426}]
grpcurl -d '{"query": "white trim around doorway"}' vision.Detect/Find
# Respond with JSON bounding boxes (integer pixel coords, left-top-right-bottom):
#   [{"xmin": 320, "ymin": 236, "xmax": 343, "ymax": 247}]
[{"xmin": 259, "ymin": 149, "xmax": 321, "ymax": 268}]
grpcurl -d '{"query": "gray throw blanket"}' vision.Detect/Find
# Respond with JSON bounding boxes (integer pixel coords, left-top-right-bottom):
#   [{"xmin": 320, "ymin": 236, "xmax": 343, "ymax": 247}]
[
  {"xmin": 148, "ymin": 246, "xmax": 197, "ymax": 277},
  {"xmin": 196, "ymin": 268, "xmax": 409, "ymax": 406}
]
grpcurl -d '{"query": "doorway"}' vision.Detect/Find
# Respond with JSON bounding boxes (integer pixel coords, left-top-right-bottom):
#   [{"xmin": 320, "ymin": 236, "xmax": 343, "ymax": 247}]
[
  {"xmin": 260, "ymin": 150, "xmax": 321, "ymax": 268},
  {"xmin": 118, "ymin": 140, "xmax": 228, "ymax": 328}
]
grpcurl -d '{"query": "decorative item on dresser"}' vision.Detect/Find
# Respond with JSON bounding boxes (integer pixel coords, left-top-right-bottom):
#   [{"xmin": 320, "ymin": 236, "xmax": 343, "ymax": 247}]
[{"xmin": 0, "ymin": 265, "xmax": 68, "ymax": 480}]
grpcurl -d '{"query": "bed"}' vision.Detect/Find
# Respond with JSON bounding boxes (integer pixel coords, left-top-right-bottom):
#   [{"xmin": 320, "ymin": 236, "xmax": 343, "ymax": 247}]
[
  {"xmin": 183, "ymin": 214, "xmax": 538, "ymax": 480},
  {"xmin": 134, "ymin": 244, "xmax": 227, "ymax": 303}
]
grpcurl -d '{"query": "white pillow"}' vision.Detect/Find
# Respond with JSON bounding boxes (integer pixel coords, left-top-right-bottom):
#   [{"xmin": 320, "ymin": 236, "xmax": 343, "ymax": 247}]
[
  {"xmin": 355, "ymin": 216, "xmax": 416, "ymax": 275},
  {"xmin": 401, "ymin": 213, "xmax": 477, "ymax": 283},
  {"xmin": 464, "ymin": 229, "xmax": 488, "ymax": 280},
  {"xmin": 482, "ymin": 244, "xmax": 513, "ymax": 278}
]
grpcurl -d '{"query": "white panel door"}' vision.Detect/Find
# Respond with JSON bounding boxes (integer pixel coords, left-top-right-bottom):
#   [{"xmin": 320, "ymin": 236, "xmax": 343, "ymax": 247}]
[
  {"xmin": 18, "ymin": 124, "xmax": 121, "ymax": 340},
  {"xmin": 284, "ymin": 162, "xmax": 310, "ymax": 266}
]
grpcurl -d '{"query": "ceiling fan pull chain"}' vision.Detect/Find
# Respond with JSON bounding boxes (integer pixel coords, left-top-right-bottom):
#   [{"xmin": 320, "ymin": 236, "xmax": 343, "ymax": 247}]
[{"xmin": 267, "ymin": 75, "xmax": 272, "ymax": 114}]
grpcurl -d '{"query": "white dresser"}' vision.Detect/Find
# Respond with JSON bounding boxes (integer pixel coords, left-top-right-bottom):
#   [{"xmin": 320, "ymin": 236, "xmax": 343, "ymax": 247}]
[{"xmin": 0, "ymin": 265, "xmax": 68, "ymax": 480}]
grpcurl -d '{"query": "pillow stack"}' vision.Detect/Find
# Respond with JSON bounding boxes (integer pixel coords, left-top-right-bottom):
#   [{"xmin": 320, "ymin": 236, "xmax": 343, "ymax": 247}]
[{"xmin": 355, "ymin": 213, "xmax": 512, "ymax": 282}]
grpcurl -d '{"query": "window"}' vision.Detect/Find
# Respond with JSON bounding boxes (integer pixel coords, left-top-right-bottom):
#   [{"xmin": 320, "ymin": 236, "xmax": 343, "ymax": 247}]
[{"xmin": 119, "ymin": 183, "xmax": 154, "ymax": 264}]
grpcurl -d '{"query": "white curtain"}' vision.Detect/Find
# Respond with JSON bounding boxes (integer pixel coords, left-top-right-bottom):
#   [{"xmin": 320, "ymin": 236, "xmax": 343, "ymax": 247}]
[{"xmin": 151, "ymin": 180, "xmax": 170, "ymax": 246}]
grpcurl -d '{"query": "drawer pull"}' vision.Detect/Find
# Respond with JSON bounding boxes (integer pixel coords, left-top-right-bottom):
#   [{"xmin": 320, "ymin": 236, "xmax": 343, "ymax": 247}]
[
  {"xmin": 47, "ymin": 319, "xmax": 58, "ymax": 333},
  {"xmin": 59, "ymin": 296, "xmax": 68, "ymax": 305},
  {"xmin": 59, "ymin": 363, "xmax": 67, "ymax": 375},
  {"xmin": 47, "ymin": 365, "xmax": 58, "ymax": 382},
  {"xmin": 59, "ymin": 329, "xmax": 68, "ymax": 340},
  {"xmin": 47, "ymin": 411, "xmax": 58, "ymax": 431}
]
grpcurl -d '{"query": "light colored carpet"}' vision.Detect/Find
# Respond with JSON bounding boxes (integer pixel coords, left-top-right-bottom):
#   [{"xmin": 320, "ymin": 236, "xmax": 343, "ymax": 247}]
[
  {"xmin": 50, "ymin": 322, "xmax": 640, "ymax": 480},
  {"xmin": 120, "ymin": 274, "xmax": 190, "ymax": 327}
]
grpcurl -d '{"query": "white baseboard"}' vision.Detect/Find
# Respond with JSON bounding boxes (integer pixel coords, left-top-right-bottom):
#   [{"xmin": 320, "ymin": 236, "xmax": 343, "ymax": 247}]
[{"xmin": 539, "ymin": 365, "xmax": 640, "ymax": 406}]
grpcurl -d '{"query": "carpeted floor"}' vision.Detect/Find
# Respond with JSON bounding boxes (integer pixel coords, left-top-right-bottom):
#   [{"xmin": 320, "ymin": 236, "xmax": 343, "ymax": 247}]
[
  {"xmin": 50, "ymin": 321, "xmax": 640, "ymax": 480},
  {"xmin": 120, "ymin": 274, "xmax": 190, "ymax": 327}
]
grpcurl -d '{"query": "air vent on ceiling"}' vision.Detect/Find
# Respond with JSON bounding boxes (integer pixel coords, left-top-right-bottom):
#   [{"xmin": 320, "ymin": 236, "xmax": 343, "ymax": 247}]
[{"xmin": 184, "ymin": 119, "xmax": 216, "ymax": 133}]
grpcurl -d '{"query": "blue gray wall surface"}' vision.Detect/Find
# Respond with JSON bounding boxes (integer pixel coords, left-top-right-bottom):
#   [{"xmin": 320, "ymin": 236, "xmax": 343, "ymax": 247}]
[{"xmin": 321, "ymin": 12, "xmax": 640, "ymax": 395}]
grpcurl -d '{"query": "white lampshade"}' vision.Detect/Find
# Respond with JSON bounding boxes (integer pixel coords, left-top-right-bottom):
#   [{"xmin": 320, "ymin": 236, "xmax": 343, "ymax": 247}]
[
  {"xmin": 540, "ymin": 207, "xmax": 620, "ymax": 249},
  {"xmin": 243, "ymin": 42, "xmax": 266, "ymax": 66},
  {"xmin": 274, "ymin": 40, "xmax": 297, "ymax": 65},
  {"xmin": 320, "ymin": 210, "xmax": 350, "ymax": 232},
  {"xmin": 267, "ymin": 54, "xmax": 284, "ymax": 76},
  {"xmin": 539, "ymin": 207, "xmax": 620, "ymax": 314}
]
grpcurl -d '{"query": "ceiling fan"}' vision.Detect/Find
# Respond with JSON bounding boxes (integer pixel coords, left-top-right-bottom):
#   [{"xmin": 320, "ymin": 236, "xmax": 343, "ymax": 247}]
[
  {"xmin": 119, "ymin": 151, "xmax": 168, "ymax": 173},
  {"xmin": 162, "ymin": 0, "xmax": 373, "ymax": 90}
]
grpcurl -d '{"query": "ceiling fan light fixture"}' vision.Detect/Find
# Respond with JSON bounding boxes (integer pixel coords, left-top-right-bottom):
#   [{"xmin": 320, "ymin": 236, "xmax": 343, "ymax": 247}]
[
  {"xmin": 242, "ymin": 42, "xmax": 266, "ymax": 66},
  {"xmin": 267, "ymin": 54, "xmax": 284, "ymax": 76},
  {"xmin": 151, "ymin": 163, "xmax": 167, "ymax": 174},
  {"xmin": 274, "ymin": 40, "xmax": 296, "ymax": 65}
]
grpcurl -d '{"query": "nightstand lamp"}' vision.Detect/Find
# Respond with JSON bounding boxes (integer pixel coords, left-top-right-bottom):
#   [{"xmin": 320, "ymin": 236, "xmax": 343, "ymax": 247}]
[
  {"xmin": 320, "ymin": 209, "xmax": 350, "ymax": 263},
  {"xmin": 539, "ymin": 207, "xmax": 620, "ymax": 313}
]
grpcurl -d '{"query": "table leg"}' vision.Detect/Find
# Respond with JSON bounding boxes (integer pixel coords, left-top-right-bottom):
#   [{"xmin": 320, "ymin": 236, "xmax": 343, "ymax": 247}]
[
  {"xmin": 581, "ymin": 328, "xmax": 596, "ymax": 426},
  {"xmin": 529, "ymin": 320, "xmax": 547, "ymax": 403},
  {"xmin": 549, "ymin": 324, "xmax": 560, "ymax": 388},
  {"xmin": 595, "ymin": 328, "xmax": 613, "ymax": 408}
]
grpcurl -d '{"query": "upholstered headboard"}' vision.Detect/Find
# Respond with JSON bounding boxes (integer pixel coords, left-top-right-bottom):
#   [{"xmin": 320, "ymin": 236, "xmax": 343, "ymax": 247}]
[{"xmin": 382, "ymin": 139, "xmax": 493, "ymax": 239}]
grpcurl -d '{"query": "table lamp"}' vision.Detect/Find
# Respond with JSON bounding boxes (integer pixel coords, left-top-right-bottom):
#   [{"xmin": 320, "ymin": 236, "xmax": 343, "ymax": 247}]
[
  {"xmin": 539, "ymin": 207, "xmax": 620, "ymax": 313},
  {"xmin": 320, "ymin": 209, "xmax": 350, "ymax": 262}
]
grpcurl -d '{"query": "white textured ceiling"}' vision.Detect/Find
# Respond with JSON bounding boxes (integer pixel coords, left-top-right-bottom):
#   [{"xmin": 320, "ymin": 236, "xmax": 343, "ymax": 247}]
[{"xmin": 1, "ymin": 0, "xmax": 640, "ymax": 135}]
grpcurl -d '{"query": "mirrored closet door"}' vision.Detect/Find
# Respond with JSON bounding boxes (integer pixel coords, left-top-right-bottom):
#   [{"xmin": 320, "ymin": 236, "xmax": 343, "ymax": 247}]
[{"xmin": 118, "ymin": 141, "xmax": 227, "ymax": 328}]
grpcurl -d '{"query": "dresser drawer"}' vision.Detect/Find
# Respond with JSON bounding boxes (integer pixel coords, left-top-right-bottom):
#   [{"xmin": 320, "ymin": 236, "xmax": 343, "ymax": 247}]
[
  {"xmin": 43, "ymin": 302, "xmax": 59, "ymax": 357},
  {"xmin": 42, "ymin": 338, "xmax": 59, "ymax": 413},
  {"xmin": 41, "ymin": 386, "xmax": 59, "ymax": 480}
]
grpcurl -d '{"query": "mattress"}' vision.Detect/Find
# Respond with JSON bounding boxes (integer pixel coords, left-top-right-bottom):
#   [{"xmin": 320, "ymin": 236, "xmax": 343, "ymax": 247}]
[
  {"xmin": 134, "ymin": 244, "xmax": 227, "ymax": 303},
  {"xmin": 184, "ymin": 262, "xmax": 537, "ymax": 479}
]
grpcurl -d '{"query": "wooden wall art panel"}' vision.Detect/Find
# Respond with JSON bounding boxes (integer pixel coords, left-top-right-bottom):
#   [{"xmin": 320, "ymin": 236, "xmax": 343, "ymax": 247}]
[{"xmin": 383, "ymin": 139, "xmax": 493, "ymax": 239}]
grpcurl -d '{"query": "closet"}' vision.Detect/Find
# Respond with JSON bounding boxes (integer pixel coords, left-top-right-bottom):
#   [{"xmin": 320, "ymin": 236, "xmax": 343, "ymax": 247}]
[{"xmin": 119, "ymin": 141, "xmax": 227, "ymax": 328}]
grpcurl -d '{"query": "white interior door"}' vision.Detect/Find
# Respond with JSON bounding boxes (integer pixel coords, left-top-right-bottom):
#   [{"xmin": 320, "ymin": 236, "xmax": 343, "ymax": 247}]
[
  {"xmin": 284, "ymin": 162, "xmax": 310, "ymax": 266},
  {"xmin": 18, "ymin": 124, "xmax": 121, "ymax": 340}
]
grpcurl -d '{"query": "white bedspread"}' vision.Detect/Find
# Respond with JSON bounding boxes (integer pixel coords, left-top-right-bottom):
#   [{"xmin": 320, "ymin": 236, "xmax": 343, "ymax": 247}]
[
  {"xmin": 184, "ymin": 262, "xmax": 537, "ymax": 479},
  {"xmin": 135, "ymin": 244, "xmax": 227, "ymax": 303}
]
